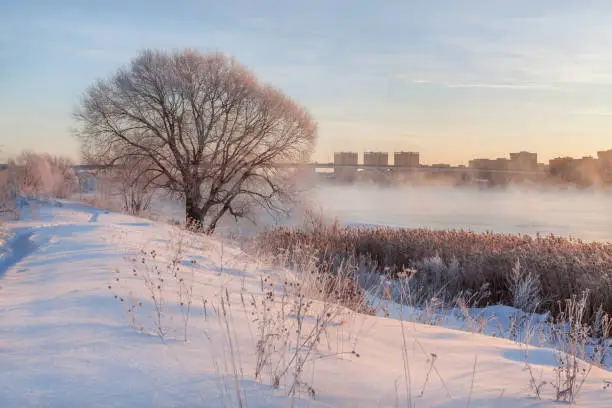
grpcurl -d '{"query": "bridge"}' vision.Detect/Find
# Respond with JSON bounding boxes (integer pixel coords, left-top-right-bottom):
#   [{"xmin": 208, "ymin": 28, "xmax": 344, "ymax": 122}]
[
  {"xmin": 0, "ymin": 162, "xmax": 546, "ymax": 176},
  {"xmin": 293, "ymin": 163, "xmax": 546, "ymax": 175}
]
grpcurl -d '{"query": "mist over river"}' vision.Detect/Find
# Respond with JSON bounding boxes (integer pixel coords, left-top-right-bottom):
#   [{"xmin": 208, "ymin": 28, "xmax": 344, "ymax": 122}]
[{"xmin": 310, "ymin": 184, "xmax": 612, "ymax": 242}]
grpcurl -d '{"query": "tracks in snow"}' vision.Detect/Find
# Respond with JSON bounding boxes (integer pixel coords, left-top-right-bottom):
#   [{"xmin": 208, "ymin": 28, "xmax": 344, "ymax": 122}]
[
  {"xmin": 0, "ymin": 231, "xmax": 41, "ymax": 277},
  {"xmin": 0, "ymin": 202, "xmax": 105, "ymax": 277}
]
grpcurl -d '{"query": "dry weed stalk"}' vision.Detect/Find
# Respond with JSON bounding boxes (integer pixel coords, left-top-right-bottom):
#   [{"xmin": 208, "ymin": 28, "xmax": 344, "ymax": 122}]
[
  {"xmin": 110, "ymin": 228, "xmax": 197, "ymax": 343},
  {"xmin": 519, "ymin": 291, "xmax": 610, "ymax": 404}
]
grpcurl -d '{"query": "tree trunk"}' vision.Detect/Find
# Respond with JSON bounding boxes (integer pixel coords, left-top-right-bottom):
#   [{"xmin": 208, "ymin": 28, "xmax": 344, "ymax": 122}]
[
  {"xmin": 205, "ymin": 222, "xmax": 217, "ymax": 235},
  {"xmin": 205, "ymin": 203, "xmax": 231, "ymax": 235},
  {"xmin": 185, "ymin": 195, "xmax": 203, "ymax": 228}
]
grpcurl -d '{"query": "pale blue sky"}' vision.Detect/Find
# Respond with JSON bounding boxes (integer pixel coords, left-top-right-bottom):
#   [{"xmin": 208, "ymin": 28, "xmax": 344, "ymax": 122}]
[{"xmin": 3, "ymin": 1, "xmax": 612, "ymax": 164}]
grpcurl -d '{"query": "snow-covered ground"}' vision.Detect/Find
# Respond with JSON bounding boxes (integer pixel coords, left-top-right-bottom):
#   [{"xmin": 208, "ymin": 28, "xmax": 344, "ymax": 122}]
[{"xmin": 1, "ymin": 201, "xmax": 611, "ymax": 407}]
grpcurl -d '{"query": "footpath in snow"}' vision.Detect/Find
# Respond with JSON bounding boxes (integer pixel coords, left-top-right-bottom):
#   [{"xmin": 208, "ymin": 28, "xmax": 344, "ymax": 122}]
[{"xmin": 0, "ymin": 201, "xmax": 610, "ymax": 407}]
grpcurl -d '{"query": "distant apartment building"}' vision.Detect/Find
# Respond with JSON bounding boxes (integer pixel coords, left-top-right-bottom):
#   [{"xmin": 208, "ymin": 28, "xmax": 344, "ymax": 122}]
[
  {"xmin": 509, "ymin": 151, "xmax": 538, "ymax": 171},
  {"xmin": 549, "ymin": 156, "xmax": 573, "ymax": 173},
  {"xmin": 597, "ymin": 149, "xmax": 612, "ymax": 170},
  {"xmin": 577, "ymin": 156, "xmax": 597, "ymax": 169},
  {"xmin": 334, "ymin": 151, "xmax": 358, "ymax": 181},
  {"xmin": 550, "ymin": 155, "xmax": 604, "ymax": 186},
  {"xmin": 334, "ymin": 152, "xmax": 358, "ymax": 165},
  {"xmin": 468, "ymin": 158, "xmax": 492, "ymax": 170},
  {"xmin": 363, "ymin": 151, "xmax": 389, "ymax": 166},
  {"xmin": 468, "ymin": 158, "xmax": 508, "ymax": 170},
  {"xmin": 394, "ymin": 151, "xmax": 420, "ymax": 167},
  {"xmin": 576, "ymin": 156, "xmax": 601, "ymax": 185},
  {"xmin": 494, "ymin": 158, "xmax": 510, "ymax": 170}
]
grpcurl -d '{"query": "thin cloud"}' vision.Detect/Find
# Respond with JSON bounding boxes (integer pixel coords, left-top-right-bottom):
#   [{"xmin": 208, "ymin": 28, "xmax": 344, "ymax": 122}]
[
  {"xmin": 395, "ymin": 76, "xmax": 558, "ymax": 90},
  {"xmin": 447, "ymin": 83, "xmax": 558, "ymax": 90},
  {"xmin": 437, "ymin": 9, "xmax": 612, "ymax": 87}
]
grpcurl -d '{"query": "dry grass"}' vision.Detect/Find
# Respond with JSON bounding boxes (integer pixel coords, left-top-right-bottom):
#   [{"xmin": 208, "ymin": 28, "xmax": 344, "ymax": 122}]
[
  {"xmin": 255, "ymin": 221, "xmax": 612, "ymax": 329},
  {"xmin": 521, "ymin": 293, "xmax": 609, "ymax": 404},
  {"xmin": 110, "ymin": 225, "xmax": 366, "ymax": 403}
]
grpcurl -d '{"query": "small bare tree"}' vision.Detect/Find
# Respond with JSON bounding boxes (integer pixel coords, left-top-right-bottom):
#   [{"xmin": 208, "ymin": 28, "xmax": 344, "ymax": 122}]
[
  {"xmin": 0, "ymin": 165, "xmax": 13, "ymax": 215},
  {"xmin": 8, "ymin": 151, "xmax": 47, "ymax": 199},
  {"xmin": 48, "ymin": 155, "xmax": 78, "ymax": 198},
  {"xmin": 0, "ymin": 147, "xmax": 16, "ymax": 217},
  {"xmin": 74, "ymin": 49, "xmax": 316, "ymax": 233},
  {"xmin": 113, "ymin": 157, "xmax": 155, "ymax": 216}
]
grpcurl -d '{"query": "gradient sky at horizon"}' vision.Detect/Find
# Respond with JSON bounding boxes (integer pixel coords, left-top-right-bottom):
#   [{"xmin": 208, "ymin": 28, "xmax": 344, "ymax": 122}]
[{"xmin": 3, "ymin": 0, "xmax": 612, "ymax": 165}]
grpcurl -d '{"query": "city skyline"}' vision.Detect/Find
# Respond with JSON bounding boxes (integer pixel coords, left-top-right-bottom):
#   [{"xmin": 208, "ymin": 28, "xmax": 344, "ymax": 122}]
[
  {"xmin": 4, "ymin": 1, "xmax": 612, "ymax": 165},
  {"xmin": 298, "ymin": 149, "xmax": 612, "ymax": 167}
]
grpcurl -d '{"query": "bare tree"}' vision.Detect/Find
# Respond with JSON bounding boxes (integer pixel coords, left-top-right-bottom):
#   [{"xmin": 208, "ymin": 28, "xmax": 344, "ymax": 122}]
[
  {"xmin": 9, "ymin": 151, "xmax": 47, "ymax": 199},
  {"xmin": 114, "ymin": 156, "xmax": 155, "ymax": 216},
  {"xmin": 0, "ymin": 166, "xmax": 12, "ymax": 215},
  {"xmin": 48, "ymin": 155, "xmax": 78, "ymax": 198},
  {"xmin": 0, "ymin": 147, "xmax": 9, "ymax": 211},
  {"xmin": 74, "ymin": 49, "xmax": 316, "ymax": 233},
  {"xmin": 6, "ymin": 151, "xmax": 78, "ymax": 200}
]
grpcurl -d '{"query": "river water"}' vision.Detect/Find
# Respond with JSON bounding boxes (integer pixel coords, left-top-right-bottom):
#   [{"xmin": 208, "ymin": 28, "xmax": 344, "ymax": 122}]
[{"xmin": 311, "ymin": 184, "xmax": 612, "ymax": 242}]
